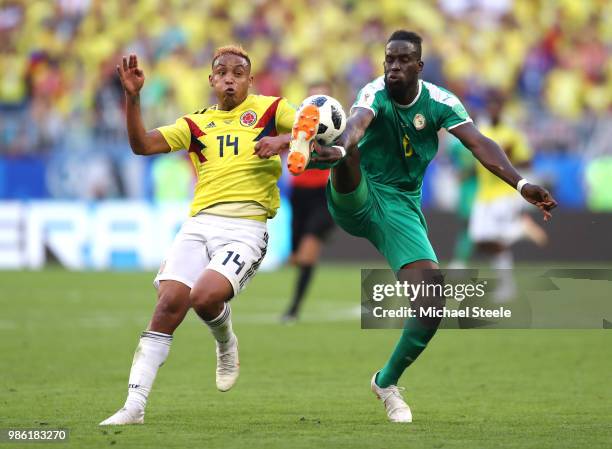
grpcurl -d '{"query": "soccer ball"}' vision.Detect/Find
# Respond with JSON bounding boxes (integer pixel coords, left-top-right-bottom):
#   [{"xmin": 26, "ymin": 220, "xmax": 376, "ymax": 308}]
[{"xmin": 298, "ymin": 95, "xmax": 347, "ymax": 145}]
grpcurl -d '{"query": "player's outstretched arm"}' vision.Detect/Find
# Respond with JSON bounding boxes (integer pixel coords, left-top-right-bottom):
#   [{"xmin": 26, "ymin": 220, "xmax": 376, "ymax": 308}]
[
  {"xmin": 451, "ymin": 122, "xmax": 557, "ymax": 220},
  {"xmin": 116, "ymin": 54, "xmax": 170, "ymax": 156},
  {"xmin": 336, "ymin": 107, "xmax": 374, "ymax": 154},
  {"xmin": 254, "ymin": 104, "xmax": 373, "ymax": 161},
  {"xmin": 253, "ymin": 135, "xmax": 291, "ymax": 159},
  {"xmin": 310, "ymin": 107, "xmax": 374, "ymax": 164}
]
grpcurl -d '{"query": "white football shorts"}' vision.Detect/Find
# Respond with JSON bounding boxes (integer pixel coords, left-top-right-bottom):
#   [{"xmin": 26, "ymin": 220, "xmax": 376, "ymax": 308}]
[
  {"xmin": 154, "ymin": 213, "xmax": 268, "ymax": 296},
  {"xmin": 468, "ymin": 195, "xmax": 524, "ymax": 245}
]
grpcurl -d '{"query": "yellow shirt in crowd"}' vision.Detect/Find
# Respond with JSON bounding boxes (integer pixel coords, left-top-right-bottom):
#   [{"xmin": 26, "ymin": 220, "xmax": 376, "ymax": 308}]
[{"xmin": 476, "ymin": 123, "xmax": 532, "ymax": 202}]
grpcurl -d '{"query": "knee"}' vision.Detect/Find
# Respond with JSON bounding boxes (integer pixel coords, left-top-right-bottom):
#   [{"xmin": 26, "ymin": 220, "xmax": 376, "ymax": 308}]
[
  {"xmin": 399, "ymin": 266, "xmax": 446, "ymax": 309},
  {"xmin": 156, "ymin": 286, "xmax": 188, "ymax": 317},
  {"xmin": 190, "ymin": 286, "xmax": 226, "ymax": 312}
]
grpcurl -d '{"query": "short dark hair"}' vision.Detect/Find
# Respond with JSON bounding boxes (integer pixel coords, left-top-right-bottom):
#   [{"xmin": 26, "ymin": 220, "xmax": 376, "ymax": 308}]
[{"xmin": 387, "ymin": 30, "xmax": 422, "ymax": 59}]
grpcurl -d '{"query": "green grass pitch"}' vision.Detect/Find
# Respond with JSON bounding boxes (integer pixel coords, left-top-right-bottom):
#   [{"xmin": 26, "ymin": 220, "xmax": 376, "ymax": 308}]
[{"xmin": 1, "ymin": 265, "xmax": 610, "ymax": 448}]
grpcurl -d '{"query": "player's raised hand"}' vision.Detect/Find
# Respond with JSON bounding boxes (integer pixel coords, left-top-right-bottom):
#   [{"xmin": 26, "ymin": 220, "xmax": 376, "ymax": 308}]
[
  {"xmin": 521, "ymin": 184, "xmax": 558, "ymax": 221},
  {"xmin": 116, "ymin": 54, "xmax": 145, "ymax": 97}
]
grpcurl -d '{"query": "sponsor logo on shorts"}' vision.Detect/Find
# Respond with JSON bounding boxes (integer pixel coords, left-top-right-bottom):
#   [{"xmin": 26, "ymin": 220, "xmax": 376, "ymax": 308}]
[{"xmin": 240, "ymin": 110, "xmax": 257, "ymax": 127}]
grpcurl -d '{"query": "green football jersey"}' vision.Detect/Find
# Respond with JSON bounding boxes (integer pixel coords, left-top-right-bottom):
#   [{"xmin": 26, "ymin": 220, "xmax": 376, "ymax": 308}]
[{"xmin": 352, "ymin": 77, "xmax": 472, "ymax": 193}]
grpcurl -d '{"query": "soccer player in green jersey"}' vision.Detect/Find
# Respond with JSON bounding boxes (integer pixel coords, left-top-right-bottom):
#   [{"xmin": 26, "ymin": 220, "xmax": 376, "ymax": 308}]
[{"xmin": 283, "ymin": 30, "xmax": 558, "ymax": 423}]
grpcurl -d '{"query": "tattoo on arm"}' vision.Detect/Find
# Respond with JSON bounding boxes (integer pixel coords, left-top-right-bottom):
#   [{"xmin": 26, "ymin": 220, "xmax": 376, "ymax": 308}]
[{"xmin": 128, "ymin": 94, "xmax": 140, "ymax": 106}]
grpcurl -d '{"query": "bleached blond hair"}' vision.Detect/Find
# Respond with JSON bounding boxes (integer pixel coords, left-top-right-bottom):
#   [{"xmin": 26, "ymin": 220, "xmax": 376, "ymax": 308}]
[{"xmin": 212, "ymin": 45, "xmax": 251, "ymax": 68}]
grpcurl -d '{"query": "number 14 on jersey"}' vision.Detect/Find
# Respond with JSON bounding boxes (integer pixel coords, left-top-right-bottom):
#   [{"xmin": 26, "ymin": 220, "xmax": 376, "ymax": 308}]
[{"xmin": 217, "ymin": 135, "xmax": 239, "ymax": 157}]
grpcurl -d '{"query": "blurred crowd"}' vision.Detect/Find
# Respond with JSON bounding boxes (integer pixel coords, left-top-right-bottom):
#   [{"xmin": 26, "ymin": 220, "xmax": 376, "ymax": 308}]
[{"xmin": 0, "ymin": 0, "xmax": 610, "ymax": 205}]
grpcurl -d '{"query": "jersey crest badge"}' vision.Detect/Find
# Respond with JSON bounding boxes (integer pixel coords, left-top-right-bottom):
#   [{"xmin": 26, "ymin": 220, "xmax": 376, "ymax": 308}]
[
  {"xmin": 240, "ymin": 110, "xmax": 257, "ymax": 127},
  {"xmin": 413, "ymin": 113, "xmax": 426, "ymax": 130}
]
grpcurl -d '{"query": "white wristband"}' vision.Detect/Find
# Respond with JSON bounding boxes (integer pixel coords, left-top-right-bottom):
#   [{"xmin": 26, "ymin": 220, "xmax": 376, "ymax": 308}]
[
  {"xmin": 516, "ymin": 178, "xmax": 530, "ymax": 193},
  {"xmin": 331, "ymin": 145, "xmax": 346, "ymax": 158}
]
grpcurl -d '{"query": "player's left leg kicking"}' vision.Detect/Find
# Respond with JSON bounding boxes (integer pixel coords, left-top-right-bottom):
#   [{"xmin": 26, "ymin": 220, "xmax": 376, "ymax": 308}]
[{"xmin": 100, "ymin": 214, "xmax": 267, "ymax": 425}]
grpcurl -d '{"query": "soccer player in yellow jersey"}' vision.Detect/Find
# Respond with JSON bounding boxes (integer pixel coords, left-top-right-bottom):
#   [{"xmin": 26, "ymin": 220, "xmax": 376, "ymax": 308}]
[
  {"xmin": 100, "ymin": 47, "xmax": 295, "ymax": 425},
  {"xmin": 468, "ymin": 91, "xmax": 546, "ymax": 299}
]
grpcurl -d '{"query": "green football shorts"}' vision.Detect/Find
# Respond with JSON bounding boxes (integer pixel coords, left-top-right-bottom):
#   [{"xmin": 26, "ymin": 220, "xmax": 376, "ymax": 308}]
[{"xmin": 326, "ymin": 169, "xmax": 438, "ymax": 272}]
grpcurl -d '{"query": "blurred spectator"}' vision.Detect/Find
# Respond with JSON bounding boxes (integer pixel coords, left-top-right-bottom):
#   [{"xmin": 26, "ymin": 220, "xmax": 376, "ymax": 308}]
[
  {"xmin": 585, "ymin": 156, "xmax": 612, "ymax": 211},
  {"xmin": 93, "ymin": 57, "xmax": 124, "ymax": 139},
  {"xmin": 0, "ymin": 0, "xmax": 610, "ymax": 209},
  {"xmin": 151, "ymin": 153, "xmax": 194, "ymax": 202}
]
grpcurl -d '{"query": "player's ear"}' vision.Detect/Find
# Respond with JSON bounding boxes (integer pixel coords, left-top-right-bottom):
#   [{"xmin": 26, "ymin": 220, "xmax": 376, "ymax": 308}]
[
  {"xmin": 417, "ymin": 60, "xmax": 424, "ymax": 72},
  {"xmin": 248, "ymin": 75, "xmax": 253, "ymax": 88},
  {"xmin": 208, "ymin": 74, "xmax": 213, "ymax": 87}
]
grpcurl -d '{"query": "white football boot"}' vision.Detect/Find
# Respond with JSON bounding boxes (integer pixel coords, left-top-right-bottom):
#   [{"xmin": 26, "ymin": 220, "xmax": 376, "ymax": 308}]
[
  {"xmin": 99, "ymin": 407, "xmax": 144, "ymax": 426},
  {"xmin": 216, "ymin": 334, "xmax": 239, "ymax": 392},
  {"xmin": 370, "ymin": 372, "xmax": 413, "ymax": 423}
]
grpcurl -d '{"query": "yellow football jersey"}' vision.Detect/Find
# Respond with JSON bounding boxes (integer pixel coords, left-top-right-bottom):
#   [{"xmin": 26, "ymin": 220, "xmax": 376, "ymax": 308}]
[
  {"xmin": 157, "ymin": 94, "xmax": 295, "ymax": 218},
  {"xmin": 476, "ymin": 123, "xmax": 533, "ymax": 202}
]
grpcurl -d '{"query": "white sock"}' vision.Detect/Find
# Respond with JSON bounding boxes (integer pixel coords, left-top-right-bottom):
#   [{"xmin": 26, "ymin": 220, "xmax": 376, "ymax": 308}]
[
  {"xmin": 204, "ymin": 303, "xmax": 234, "ymax": 345},
  {"xmin": 492, "ymin": 250, "xmax": 513, "ymax": 270},
  {"xmin": 491, "ymin": 250, "xmax": 515, "ymax": 301},
  {"xmin": 124, "ymin": 331, "xmax": 172, "ymax": 412}
]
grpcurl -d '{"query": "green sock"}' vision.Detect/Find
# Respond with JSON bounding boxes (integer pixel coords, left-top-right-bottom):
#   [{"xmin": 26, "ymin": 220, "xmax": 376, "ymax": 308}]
[
  {"xmin": 376, "ymin": 316, "xmax": 439, "ymax": 388},
  {"xmin": 454, "ymin": 229, "xmax": 473, "ymax": 262}
]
